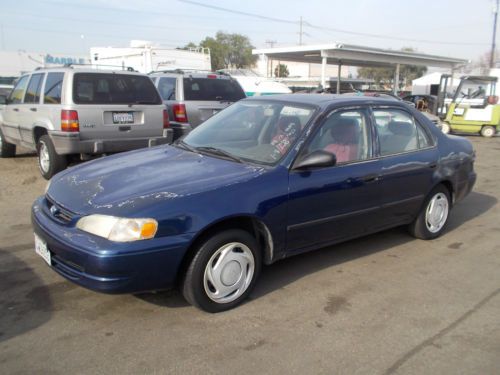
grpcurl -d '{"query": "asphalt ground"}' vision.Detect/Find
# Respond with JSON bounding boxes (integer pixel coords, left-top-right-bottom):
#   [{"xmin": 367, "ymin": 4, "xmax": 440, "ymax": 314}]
[{"xmin": 0, "ymin": 137, "xmax": 499, "ymax": 374}]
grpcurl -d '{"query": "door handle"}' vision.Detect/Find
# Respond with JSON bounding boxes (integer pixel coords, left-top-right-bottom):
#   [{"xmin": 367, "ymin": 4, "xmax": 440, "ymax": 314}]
[
  {"xmin": 30, "ymin": 108, "xmax": 37, "ymax": 112},
  {"xmin": 428, "ymin": 162, "xmax": 437, "ymax": 169},
  {"xmin": 360, "ymin": 174, "xmax": 380, "ymax": 183},
  {"xmin": 13, "ymin": 108, "xmax": 19, "ymax": 112}
]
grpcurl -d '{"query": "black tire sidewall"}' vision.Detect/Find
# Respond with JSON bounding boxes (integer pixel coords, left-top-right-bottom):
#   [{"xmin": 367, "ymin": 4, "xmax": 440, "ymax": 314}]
[
  {"xmin": 37, "ymin": 135, "xmax": 66, "ymax": 180},
  {"xmin": 183, "ymin": 229, "xmax": 262, "ymax": 313},
  {"xmin": 411, "ymin": 185, "xmax": 451, "ymax": 240},
  {"xmin": 0, "ymin": 127, "xmax": 16, "ymax": 158}
]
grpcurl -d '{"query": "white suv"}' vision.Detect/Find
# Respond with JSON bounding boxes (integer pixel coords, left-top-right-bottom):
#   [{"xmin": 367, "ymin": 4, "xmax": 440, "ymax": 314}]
[{"xmin": 0, "ymin": 67, "xmax": 172, "ymax": 179}]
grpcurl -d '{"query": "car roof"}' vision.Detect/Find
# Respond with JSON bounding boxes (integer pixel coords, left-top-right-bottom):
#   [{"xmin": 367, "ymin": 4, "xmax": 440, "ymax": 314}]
[
  {"xmin": 244, "ymin": 93, "xmax": 402, "ymax": 108},
  {"xmin": 27, "ymin": 67, "xmax": 146, "ymax": 76},
  {"xmin": 149, "ymin": 71, "xmax": 232, "ymax": 79}
]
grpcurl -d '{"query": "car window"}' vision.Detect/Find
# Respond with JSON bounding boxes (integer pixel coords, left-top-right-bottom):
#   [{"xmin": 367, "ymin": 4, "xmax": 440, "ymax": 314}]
[
  {"xmin": 183, "ymin": 100, "xmax": 315, "ymax": 165},
  {"xmin": 25, "ymin": 73, "xmax": 44, "ymax": 104},
  {"xmin": 73, "ymin": 73, "xmax": 162, "ymax": 105},
  {"xmin": 373, "ymin": 109, "xmax": 421, "ymax": 156},
  {"xmin": 416, "ymin": 121, "xmax": 432, "ymax": 148},
  {"xmin": 183, "ymin": 78, "xmax": 245, "ymax": 101},
  {"xmin": 44, "ymin": 72, "xmax": 64, "ymax": 104},
  {"xmin": 307, "ymin": 109, "xmax": 372, "ymax": 164},
  {"xmin": 8, "ymin": 75, "xmax": 30, "ymax": 104},
  {"xmin": 157, "ymin": 77, "xmax": 176, "ymax": 100}
]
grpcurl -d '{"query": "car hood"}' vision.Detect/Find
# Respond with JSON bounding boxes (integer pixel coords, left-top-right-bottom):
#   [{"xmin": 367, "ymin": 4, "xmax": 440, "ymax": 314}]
[{"xmin": 47, "ymin": 146, "xmax": 266, "ymax": 215}]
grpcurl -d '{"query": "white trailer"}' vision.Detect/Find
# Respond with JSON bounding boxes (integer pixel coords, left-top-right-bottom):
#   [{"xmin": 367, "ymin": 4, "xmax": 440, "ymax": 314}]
[{"xmin": 90, "ymin": 41, "xmax": 211, "ymax": 73}]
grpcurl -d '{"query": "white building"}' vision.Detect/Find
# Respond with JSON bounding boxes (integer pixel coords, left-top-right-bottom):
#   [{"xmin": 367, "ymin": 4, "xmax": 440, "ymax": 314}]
[{"xmin": 0, "ymin": 50, "xmax": 89, "ymax": 80}]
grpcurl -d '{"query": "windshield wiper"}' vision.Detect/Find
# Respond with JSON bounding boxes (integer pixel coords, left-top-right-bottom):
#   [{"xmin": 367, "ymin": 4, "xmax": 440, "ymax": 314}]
[
  {"xmin": 195, "ymin": 146, "xmax": 244, "ymax": 163},
  {"xmin": 175, "ymin": 140, "xmax": 197, "ymax": 153}
]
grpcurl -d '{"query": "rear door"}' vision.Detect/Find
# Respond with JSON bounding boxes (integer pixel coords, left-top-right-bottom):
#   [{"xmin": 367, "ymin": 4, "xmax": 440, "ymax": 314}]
[
  {"xmin": 182, "ymin": 76, "xmax": 246, "ymax": 127},
  {"xmin": 72, "ymin": 73, "xmax": 164, "ymax": 141},
  {"xmin": 20, "ymin": 73, "xmax": 45, "ymax": 144},
  {"xmin": 372, "ymin": 106, "xmax": 438, "ymax": 228},
  {"xmin": 2, "ymin": 75, "xmax": 30, "ymax": 141}
]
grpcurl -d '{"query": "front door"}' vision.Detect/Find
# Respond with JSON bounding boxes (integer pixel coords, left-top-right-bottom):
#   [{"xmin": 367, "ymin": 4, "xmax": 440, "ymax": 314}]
[
  {"xmin": 2, "ymin": 75, "xmax": 30, "ymax": 142},
  {"xmin": 287, "ymin": 107, "xmax": 382, "ymax": 253}
]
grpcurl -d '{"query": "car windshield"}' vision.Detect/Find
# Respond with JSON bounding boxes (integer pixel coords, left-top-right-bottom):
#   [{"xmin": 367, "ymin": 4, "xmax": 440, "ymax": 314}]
[{"xmin": 182, "ymin": 100, "xmax": 316, "ymax": 165}]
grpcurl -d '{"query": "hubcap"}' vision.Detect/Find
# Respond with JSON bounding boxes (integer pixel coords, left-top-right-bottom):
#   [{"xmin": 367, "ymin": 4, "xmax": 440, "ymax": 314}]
[
  {"xmin": 0, "ymin": 132, "xmax": 3, "ymax": 156},
  {"xmin": 39, "ymin": 141, "xmax": 50, "ymax": 173},
  {"xmin": 483, "ymin": 127, "xmax": 494, "ymax": 137},
  {"xmin": 425, "ymin": 192, "xmax": 449, "ymax": 233},
  {"xmin": 442, "ymin": 123, "xmax": 450, "ymax": 134},
  {"xmin": 203, "ymin": 242, "xmax": 255, "ymax": 304}
]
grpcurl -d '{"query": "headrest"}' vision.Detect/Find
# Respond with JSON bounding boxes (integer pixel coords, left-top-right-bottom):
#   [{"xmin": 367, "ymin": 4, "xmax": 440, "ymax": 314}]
[
  {"xmin": 388, "ymin": 121, "xmax": 414, "ymax": 136},
  {"xmin": 277, "ymin": 116, "xmax": 301, "ymax": 133},
  {"xmin": 330, "ymin": 117, "xmax": 359, "ymax": 144}
]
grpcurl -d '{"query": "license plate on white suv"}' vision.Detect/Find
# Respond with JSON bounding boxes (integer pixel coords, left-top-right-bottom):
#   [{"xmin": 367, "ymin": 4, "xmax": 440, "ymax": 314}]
[
  {"xmin": 112, "ymin": 112, "xmax": 134, "ymax": 124},
  {"xmin": 34, "ymin": 233, "xmax": 51, "ymax": 266}
]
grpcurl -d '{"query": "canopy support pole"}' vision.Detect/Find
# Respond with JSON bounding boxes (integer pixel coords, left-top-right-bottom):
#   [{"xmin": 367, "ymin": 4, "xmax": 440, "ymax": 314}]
[
  {"xmin": 321, "ymin": 55, "xmax": 327, "ymax": 89},
  {"xmin": 393, "ymin": 63, "xmax": 400, "ymax": 95},
  {"xmin": 337, "ymin": 62, "xmax": 342, "ymax": 94}
]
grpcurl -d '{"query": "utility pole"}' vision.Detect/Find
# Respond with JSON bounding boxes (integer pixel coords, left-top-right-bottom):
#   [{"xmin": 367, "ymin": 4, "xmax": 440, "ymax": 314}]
[
  {"xmin": 491, "ymin": 0, "xmax": 499, "ymax": 68},
  {"xmin": 299, "ymin": 16, "xmax": 303, "ymax": 45},
  {"xmin": 265, "ymin": 40, "xmax": 277, "ymax": 48}
]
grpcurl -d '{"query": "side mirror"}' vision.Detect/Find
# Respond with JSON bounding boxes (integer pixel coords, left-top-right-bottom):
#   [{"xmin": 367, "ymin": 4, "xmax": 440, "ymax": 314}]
[
  {"xmin": 294, "ymin": 150, "xmax": 337, "ymax": 170},
  {"xmin": 0, "ymin": 95, "xmax": 6, "ymax": 105}
]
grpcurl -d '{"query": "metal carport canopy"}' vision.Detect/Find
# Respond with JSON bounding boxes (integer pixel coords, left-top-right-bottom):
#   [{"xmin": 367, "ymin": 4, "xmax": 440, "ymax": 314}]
[{"xmin": 253, "ymin": 43, "xmax": 469, "ymax": 93}]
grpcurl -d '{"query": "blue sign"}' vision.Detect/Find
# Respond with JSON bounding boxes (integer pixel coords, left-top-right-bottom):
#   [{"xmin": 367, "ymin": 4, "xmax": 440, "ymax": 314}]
[{"xmin": 45, "ymin": 54, "xmax": 86, "ymax": 65}]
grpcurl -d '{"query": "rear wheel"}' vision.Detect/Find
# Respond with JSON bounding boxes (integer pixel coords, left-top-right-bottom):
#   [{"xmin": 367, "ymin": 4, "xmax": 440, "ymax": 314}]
[
  {"xmin": 409, "ymin": 185, "xmax": 451, "ymax": 240},
  {"xmin": 480, "ymin": 125, "xmax": 496, "ymax": 138},
  {"xmin": 182, "ymin": 229, "xmax": 261, "ymax": 313},
  {"xmin": 441, "ymin": 122, "xmax": 451, "ymax": 134},
  {"xmin": 0, "ymin": 128, "xmax": 16, "ymax": 158},
  {"xmin": 37, "ymin": 135, "xmax": 67, "ymax": 180}
]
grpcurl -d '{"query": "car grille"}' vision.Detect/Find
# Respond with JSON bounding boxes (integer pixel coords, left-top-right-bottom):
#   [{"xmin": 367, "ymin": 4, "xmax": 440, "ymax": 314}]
[{"xmin": 46, "ymin": 196, "xmax": 76, "ymax": 224}]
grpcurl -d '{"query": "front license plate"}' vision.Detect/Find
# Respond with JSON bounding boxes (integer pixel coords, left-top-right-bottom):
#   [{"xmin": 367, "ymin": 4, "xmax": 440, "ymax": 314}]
[
  {"xmin": 34, "ymin": 233, "xmax": 51, "ymax": 266},
  {"xmin": 112, "ymin": 112, "xmax": 134, "ymax": 124}
]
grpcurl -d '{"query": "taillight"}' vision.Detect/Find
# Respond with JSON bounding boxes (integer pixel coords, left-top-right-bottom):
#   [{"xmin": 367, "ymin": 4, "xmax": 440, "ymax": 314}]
[
  {"xmin": 207, "ymin": 74, "xmax": 217, "ymax": 79},
  {"xmin": 163, "ymin": 109, "xmax": 170, "ymax": 128},
  {"xmin": 172, "ymin": 103, "xmax": 188, "ymax": 123},
  {"xmin": 61, "ymin": 110, "xmax": 79, "ymax": 132}
]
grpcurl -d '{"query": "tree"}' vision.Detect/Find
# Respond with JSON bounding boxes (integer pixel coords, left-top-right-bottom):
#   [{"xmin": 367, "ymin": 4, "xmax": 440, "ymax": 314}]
[
  {"xmin": 357, "ymin": 47, "xmax": 428, "ymax": 89},
  {"xmin": 184, "ymin": 32, "xmax": 258, "ymax": 71},
  {"xmin": 179, "ymin": 42, "xmax": 198, "ymax": 51},
  {"xmin": 274, "ymin": 64, "xmax": 289, "ymax": 77}
]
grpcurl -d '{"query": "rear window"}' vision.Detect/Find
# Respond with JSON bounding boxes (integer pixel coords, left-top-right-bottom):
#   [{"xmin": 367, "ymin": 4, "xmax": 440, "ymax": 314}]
[
  {"xmin": 183, "ymin": 78, "xmax": 245, "ymax": 102},
  {"xmin": 73, "ymin": 73, "xmax": 162, "ymax": 105},
  {"xmin": 44, "ymin": 72, "xmax": 64, "ymax": 104}
]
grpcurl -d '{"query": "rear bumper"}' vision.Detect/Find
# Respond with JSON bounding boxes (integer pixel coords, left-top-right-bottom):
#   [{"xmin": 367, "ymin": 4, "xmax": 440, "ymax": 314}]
[
  {"xmin": 49, "ymin": 129, "xmax": 173, "ymax": 155},
  {"xmin": 31, "ymin": 196, "xmax": 193, "ymax": 294}
]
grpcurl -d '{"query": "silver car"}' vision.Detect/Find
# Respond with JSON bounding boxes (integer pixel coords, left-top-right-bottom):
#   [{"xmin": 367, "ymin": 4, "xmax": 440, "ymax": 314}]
[
  {"xmin": 149, "ymin": 70, "xmax": 246, "ymax": 140},
  {"xmin": 0, "ymin": 67, "xmax": 172, "ymax": 179}
]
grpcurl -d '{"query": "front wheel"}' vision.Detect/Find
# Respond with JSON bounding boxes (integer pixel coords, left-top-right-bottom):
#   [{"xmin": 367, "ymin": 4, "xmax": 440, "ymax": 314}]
[
  {"xmin": 37, "ymin": 135, "xmax": 67, "ymax": 180},
  {"xmin": 0, "ymin": 128, "xmax": 16, "ymax": 158},
  {"xmin": 480, "ymin": 125, "xmax": 496, "ymax": 138},
  {"xmin": 182, "ymin": 229, "xmax": 261, "ymax": 313},
  {"xmin": 409, "ymin": 185, "xmax": 451, "ymax": 240}
]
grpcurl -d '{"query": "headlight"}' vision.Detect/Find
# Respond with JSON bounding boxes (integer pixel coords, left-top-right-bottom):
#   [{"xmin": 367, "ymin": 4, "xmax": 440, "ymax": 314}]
[{"xmin": 76, "ymin": 214, "xmax": 158, "ymax": 242}]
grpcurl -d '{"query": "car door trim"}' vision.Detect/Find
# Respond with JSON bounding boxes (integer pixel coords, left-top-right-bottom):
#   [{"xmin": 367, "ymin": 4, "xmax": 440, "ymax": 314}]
[{"xmin": 287, "ymin": 194, "xmax": 424, "ymax": 232}]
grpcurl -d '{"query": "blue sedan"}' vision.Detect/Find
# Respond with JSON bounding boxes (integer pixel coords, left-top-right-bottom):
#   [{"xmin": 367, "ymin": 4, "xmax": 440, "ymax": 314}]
[{"xmin": 32, "ymin": 94, "xmax": 476, "ymax": 312}]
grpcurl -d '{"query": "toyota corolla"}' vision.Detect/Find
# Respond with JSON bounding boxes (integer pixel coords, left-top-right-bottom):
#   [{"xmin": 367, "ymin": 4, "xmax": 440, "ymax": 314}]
[{"xmin": 32, "ymin": 94, "xmax": 476, "ymax": 312}]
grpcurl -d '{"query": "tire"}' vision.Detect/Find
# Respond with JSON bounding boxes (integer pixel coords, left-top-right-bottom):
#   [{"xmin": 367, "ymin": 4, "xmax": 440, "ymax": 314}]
[
  {"xmin": 0, "ymin": 128, "xmax": 16, "ymax": 158},
  {"xmin": 37, "ymin": 135, "xmax": 67, "ymax": 180},
  {"xmin": 182, "ymin": 229, "xmax": 262, "ymax": 313},
  {"xmin": 441, "ymin": 122, "xmax": 451, "ymax": 134},
  {"xmin": 408, "ymin": 185, "xmax": 451, "ymax": 240},
  {"xmin": 480, "ymin": 125, "xmax": 496, "ymax": 138}
]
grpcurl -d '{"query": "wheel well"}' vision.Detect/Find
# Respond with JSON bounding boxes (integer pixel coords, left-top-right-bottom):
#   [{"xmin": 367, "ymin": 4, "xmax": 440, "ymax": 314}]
[
  {"xmin": 33, "ymin": 127, "xmax": 48, "ymax": 145},
  {"xmin": 440, "ymin": 180, "xmax": 454, "ymax": 204},
  {"xmin": 176, "ymin": 216, "xmax": 274, "ymax": 286}
]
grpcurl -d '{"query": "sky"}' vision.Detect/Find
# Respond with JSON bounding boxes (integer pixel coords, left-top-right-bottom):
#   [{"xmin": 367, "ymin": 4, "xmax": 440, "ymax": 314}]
[{"xmin": 0, "ymin": 0, "xmax": 497, "ymax": 61}]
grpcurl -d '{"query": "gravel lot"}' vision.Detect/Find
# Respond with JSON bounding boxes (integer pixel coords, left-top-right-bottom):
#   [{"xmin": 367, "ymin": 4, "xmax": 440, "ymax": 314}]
[{"xmin": 0, "ymin": 137, "xmax": 499, "ymax": 375}]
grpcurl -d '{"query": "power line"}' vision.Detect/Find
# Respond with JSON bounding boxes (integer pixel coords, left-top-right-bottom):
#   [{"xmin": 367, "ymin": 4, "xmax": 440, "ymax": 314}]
[{"xmin": 178, "ymin": 0, "xmax": 490, "ymax": 47}]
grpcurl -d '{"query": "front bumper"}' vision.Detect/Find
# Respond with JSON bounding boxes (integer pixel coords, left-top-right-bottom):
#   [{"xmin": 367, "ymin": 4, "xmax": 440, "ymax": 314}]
[
  {"xmin": 31, "ymin": 196, "xmax": 193, "ymax": 294},
  {"xmin": 49, "ymin": 129, "xmax": 174, "ymax": 155}
]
